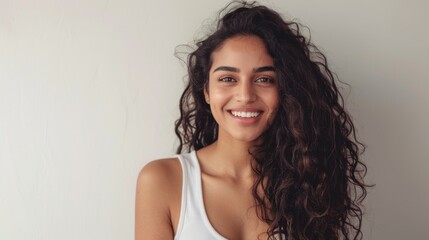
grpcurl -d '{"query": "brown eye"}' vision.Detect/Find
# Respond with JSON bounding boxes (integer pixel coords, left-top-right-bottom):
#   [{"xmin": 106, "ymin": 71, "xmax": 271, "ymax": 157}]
[
  {"xmin": 255, "ymin": 77, "xmax": 274, "ymax": 83},
  {"xmin": 219, "ymin": 77, "xmax": 236, "ymax": 82}
]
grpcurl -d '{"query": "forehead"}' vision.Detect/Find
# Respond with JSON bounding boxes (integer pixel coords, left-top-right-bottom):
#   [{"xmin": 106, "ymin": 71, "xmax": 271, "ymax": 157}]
[{"xmin": 210, "ymin": 35, "xmax": 274, "ymax": 68}]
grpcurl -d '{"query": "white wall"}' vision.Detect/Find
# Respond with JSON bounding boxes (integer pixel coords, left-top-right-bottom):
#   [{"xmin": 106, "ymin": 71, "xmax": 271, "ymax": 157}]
[{"xmin": 1, "ymin": 0, "xmax": 428, "ymax": 239}]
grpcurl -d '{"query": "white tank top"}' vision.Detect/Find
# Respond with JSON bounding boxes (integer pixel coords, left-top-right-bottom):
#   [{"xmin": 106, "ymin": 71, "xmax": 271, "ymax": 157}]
[
  {"xmin": 174, "ymin": 151, "xmax": 227, "ymax": 240},
  {"xmin": 174, "ymin": 151, "xmax": 284, "ymax": 240}
]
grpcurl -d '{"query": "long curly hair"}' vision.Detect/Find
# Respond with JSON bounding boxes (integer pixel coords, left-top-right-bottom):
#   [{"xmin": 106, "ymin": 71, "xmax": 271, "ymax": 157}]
[{"xmin": 174, "ymin": 1, "xmax": 370, "ymax": 239}]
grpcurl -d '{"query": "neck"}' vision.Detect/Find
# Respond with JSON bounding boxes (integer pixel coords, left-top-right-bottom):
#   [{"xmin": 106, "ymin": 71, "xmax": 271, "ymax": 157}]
[{"xmin": 197, "ymin": 130, "xmax": 260, "ymax": 180}]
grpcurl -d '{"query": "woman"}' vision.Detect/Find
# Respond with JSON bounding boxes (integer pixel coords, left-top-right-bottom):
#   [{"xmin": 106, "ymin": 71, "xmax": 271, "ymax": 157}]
[{"xmin": 135, "ymin": 1, "xmax": 369, "ymax": 239}]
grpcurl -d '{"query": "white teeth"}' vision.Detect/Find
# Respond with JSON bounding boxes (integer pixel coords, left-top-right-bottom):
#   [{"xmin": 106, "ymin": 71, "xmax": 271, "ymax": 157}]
[{"xmin": 231, "ymin": 111, "xmax": 261, "ymax": 118}]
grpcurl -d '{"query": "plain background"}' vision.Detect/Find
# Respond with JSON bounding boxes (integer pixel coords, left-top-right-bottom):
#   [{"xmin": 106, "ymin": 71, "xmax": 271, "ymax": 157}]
[{"xmin": 1, "ymin": 0, "xmax": 428, "ymax": 239}]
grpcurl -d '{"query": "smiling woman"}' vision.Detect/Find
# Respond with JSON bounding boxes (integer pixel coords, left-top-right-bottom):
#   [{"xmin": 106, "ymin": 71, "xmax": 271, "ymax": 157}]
[
  {"xmin": 135, "ymin": 1, "xmax": 370, "ymax": 240},
  {"xmin": 206, "ymin": 35, "xmax": 279, "ymax": 143}
]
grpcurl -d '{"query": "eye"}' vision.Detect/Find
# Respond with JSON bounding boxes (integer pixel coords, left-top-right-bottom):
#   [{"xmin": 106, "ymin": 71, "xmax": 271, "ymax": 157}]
[
  {"xmin": 219, "ymin": 76, "xmax": 236, "ymax": 82},
  {"xmin": 255, "ymin": 77, "xmax": 274, "ymax": 83}
]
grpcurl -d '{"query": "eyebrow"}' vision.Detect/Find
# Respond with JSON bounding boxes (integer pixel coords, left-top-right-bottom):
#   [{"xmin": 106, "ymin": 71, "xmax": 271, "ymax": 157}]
[{"xmin": 212, "ymin": 66, "xmax": 276, "ymax": 73}]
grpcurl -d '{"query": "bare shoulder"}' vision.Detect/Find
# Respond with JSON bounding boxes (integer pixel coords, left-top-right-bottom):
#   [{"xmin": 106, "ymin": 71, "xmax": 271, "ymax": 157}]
[
  {"xmin": 136, "ymin": 157, "xmax": 182, "ymax": 202},
  {"xmin": 138, "ymin": 158, "xmax": 181, "ymax": 183},
  {"xmin": 135, "ymin": 157, "xmax": 182, "ymax": 240}
]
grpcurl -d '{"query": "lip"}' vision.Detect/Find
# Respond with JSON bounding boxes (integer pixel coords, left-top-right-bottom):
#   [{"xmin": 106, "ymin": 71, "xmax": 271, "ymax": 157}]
[
  {"xmin": 227, "ymin": 110, "xmax": 263, "ymax": 125},
  {"xmin": 228, "ymin": 108, "xmax": 262, "ymax": 112}
]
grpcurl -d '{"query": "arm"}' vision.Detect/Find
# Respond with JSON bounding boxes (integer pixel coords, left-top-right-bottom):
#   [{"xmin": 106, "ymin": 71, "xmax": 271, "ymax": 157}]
[{"xmin": 135, "ymin": 160, "xmax": 175, "ymax": 240}]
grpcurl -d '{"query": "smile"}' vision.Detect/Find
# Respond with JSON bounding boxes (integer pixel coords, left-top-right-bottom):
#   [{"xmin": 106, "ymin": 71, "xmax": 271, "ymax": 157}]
[{"xmin": 230, "ymin": 111, "xmax": 262, "ymax": 118}]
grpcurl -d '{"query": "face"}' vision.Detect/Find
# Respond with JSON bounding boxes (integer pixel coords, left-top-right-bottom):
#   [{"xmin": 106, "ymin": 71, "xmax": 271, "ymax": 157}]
[{"xmin": 204, "ymin": 35, "xmax": 279, "ymax": 143}]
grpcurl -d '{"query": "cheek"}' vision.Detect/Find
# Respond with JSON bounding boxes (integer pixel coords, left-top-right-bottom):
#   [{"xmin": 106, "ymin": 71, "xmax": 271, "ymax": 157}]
[
  {"xmin": 264, "ymin": 91, "xmax": 280, "ymax": 111},
  {"xmin": 272, "ymin": 95, "xmax": 280, "ymax": 111},
  {"xmin": 265, "ymin": 94, "xmax": 280, "ymax": 123},
  {"xmin": 266, "ymin": 94, "xmax": 279, "ymax": 125},
  {"xmin": 209, "ymin": 88, "xmax": 231, "ymax": 105}
]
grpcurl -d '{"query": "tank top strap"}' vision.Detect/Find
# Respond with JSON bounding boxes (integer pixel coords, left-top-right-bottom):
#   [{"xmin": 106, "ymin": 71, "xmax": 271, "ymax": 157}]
[{"xmin": 174, "ymin": 151, "xmax": 227, "ymax": 240}]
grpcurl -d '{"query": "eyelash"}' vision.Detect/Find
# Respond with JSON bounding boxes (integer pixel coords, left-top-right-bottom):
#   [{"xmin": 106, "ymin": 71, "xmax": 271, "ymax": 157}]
[
  {"xmin": 255, "ymin": 77, "xmax": 274, "ymax": 83},
  {"xmin": 219, "ymin": 77, "xmax": 235, "ymax": 82},
  {"xmin": 219, "ymin": 76, "xmax": 274, "ymax": 83}
]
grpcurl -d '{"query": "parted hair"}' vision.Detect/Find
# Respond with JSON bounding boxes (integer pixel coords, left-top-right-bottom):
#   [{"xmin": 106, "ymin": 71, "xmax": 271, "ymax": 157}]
[{"xmin": 174, "ymin": 1, "xmax": 370, "ymax": 239}]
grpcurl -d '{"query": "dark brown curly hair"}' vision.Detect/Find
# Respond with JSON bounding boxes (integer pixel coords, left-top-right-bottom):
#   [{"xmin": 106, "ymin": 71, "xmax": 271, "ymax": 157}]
[{"xmin": 174, "ymin": 1, "xmax": 370, "ymax": 239}]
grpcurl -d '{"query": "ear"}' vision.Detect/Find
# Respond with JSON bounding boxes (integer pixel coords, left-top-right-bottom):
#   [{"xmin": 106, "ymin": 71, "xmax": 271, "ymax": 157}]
[{"xmin": 204, "ymin": 84, "xmax": 210, "ymax": 104}]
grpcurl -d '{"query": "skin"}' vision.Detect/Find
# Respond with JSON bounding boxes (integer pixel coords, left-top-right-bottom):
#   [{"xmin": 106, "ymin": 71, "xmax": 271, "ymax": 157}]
[{"xmin": 135, "ymin": 35, "xmax": 279, "ymax": 240}]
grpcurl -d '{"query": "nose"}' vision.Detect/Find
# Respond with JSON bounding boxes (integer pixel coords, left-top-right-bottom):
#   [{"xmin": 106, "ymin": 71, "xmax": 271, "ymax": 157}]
[{"xmin": 236, "ymin": 81, "xmax": 256, "ymax": 103}]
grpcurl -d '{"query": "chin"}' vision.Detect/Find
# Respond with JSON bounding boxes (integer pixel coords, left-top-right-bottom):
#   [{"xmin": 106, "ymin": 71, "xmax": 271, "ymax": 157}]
[{"xmin": 230, "ymin": 132, "xmax": 263, "ymax": 143}]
